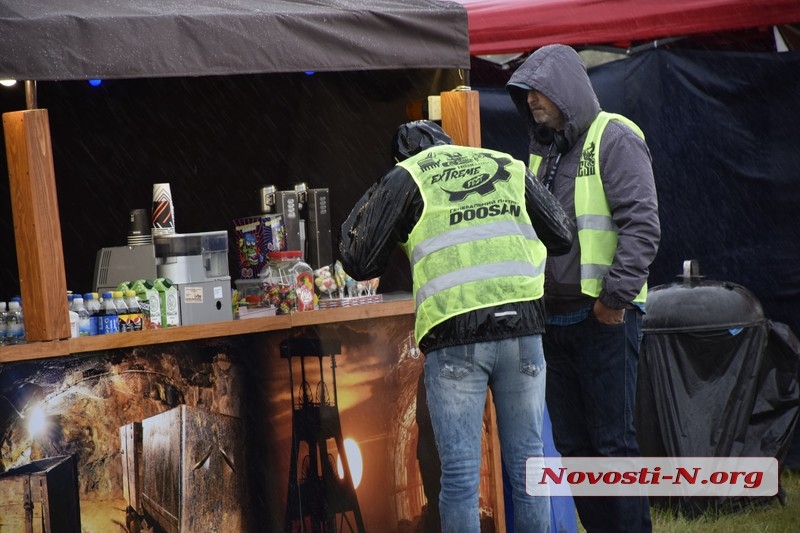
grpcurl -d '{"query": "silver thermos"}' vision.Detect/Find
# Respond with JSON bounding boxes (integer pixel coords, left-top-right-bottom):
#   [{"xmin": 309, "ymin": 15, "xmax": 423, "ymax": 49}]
[{"xmin": 260, "ymin": 185, "xmax": 277, "ymax": 214}]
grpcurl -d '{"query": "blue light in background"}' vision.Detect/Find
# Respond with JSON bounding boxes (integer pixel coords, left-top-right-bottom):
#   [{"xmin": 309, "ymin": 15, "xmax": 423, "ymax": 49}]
[{"xmin": 88, "ymin": 79, "xmax": 102, "ymax": 87}]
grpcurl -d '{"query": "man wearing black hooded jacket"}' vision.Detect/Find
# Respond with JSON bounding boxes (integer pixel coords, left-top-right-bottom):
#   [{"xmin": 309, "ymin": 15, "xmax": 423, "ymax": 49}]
[
  {"xmin": 340, "ymin": 120, "xmax": 574, "ymax": 533},
  {"xmin": 507, "ymin": 44, "xmax": 660, "ymax": 532}
]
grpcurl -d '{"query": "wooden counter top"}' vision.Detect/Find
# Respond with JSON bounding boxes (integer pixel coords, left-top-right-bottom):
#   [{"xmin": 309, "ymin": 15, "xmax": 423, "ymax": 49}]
[{"xmin": 0, "ymin": 294, "xmax": 414, "ymax": 363}]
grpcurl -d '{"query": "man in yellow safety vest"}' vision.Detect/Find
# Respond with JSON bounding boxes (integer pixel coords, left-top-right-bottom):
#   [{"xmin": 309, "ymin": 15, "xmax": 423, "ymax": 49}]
[
  {"xmin": 508, "ymin": 44, "xmax": 661, "ymax": 532},
  {"xmin": 340, "ymin": 120, "xmax": 575, "ymax": 532}
]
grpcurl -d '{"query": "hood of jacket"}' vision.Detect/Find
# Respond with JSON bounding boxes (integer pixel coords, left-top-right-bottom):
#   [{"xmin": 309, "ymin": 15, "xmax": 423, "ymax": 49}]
[
  {"xmin": 506, "ymin": 44, "xmax": 600, "ymax": 154},
  {"xmin": 391, "ymin": 120, "xmax": 453, "ymax": 162}
]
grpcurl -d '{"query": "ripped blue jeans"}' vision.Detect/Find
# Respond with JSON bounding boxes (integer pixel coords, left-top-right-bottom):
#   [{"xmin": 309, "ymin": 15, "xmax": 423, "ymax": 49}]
[{"xmin": 424, "ymin": 335, "xmax": 550, "ymax": 533}]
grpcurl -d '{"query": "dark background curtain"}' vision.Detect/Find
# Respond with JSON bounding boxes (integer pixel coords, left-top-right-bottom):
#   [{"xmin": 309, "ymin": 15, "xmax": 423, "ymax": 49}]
[{"xmin": 476, "ymin": 48, "xmax": 800, "ymax": 341}]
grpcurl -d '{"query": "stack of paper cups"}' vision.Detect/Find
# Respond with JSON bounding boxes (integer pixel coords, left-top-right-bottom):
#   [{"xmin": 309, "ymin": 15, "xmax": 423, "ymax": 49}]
[
  {"xmin": 128, "ymin": 208, "xmax": 152, "ymax": 245},
  {"xmin": 152, "ymin": 182, "xmax": 175, "ymax": 236}
]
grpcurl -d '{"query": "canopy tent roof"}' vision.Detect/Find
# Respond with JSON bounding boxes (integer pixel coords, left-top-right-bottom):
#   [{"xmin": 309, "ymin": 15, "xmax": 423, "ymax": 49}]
[
  {"xmin": 452, "ymin": 0, "xmax": 800, "ymax": 55},
  {"xmin": 0, "ymin": 0, "xmax": 469, "ymax": 81}
]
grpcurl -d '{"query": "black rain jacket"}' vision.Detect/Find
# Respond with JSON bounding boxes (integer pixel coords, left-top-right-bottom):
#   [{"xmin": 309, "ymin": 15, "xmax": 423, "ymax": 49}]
[{"xmin": 340, "ymin": 144, "xmax": 574, "ymax": 353}]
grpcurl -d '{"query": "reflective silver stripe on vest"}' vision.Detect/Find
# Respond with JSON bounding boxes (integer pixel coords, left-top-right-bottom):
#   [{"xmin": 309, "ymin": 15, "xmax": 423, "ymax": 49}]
[
  {"xmin": 416, "ymin": 261, "xmax": 544, "ymax": 308},
  {"xmin": 411, "ymin": 220, "xmax": 538, "ymax": 267},
  {"xmin": 576, "ymin": 214, "xmax": 617, "ymax": 232},
  {"xmin": 580, "ymin": 263, "xmax": 610, "ymax": 280}
]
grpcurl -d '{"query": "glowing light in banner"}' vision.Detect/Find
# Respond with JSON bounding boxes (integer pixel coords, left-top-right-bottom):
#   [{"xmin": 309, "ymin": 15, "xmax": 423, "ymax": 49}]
[
  {"xmin": 0, "ymin": 79, "xmax": 17, "ymax": 87},
  {"xmin": 337, "ymin": 437, "xmax": 363, "ymax": 489},
  {"xmin": 27, "ymin": 405, "xmax": 46, "ymax": 437}
]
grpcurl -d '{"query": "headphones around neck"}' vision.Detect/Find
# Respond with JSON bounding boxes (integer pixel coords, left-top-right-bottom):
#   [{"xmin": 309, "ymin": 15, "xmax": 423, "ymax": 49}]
[{"xmin": 534, "ymin": 123, "xmax": 569, "ymax": 154}]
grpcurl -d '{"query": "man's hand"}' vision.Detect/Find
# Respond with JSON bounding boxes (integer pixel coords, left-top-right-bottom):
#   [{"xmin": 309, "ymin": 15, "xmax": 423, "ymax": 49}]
[{"xmin": 593, "ymin": 298, "xmax": 625, "ymax": 325}]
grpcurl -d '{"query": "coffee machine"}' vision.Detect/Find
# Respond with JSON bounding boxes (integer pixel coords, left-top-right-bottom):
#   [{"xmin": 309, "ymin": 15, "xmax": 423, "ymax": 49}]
[
  {"xmin": 265, "ymin": 183, "xmax": 331, "ymax": 270},
  {"xmin": 305, "ymin": 187, "xmax": 332, "ymax": 270},
  {"xmin": 153, "ymin": 231, "xmax": 233, "ymax": 325}
]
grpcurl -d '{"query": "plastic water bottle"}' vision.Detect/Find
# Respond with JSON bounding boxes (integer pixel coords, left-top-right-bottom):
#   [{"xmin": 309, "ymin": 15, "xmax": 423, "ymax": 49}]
[
  {"xmin": 6, "ymin": 299, "xmax": 25, "ymax": 344},
  {"xmin": 84, "ymin": 293, "xmax": 101, "ymax": 336},
  {"xmin": 69, "ymin": 309, "xmax": 79, "ymax": 338},
  {"xmin": 70, "ymin": 293, "xmax": 81, "ymax": 313},
  {"xmin": 113, "ymin": 291, "xmax": 129, "ymax": 332},
  {"xmin": 0, "ymin": 302, "xmax": 7, "ymax": 345},
  {"xmin": 67, "ymin": 293, "xmax": 78, "ymax": 338},
  {"xmin": 125, "ymin": 290, "xmax": 143, "ymax": 332},
  {"xmin": 98, "ymin": 291, "xmax": 119, "ymax": 334},
  {"xmin": 73, "ymin": 297, "xmax": 91, "ymax": 337}
]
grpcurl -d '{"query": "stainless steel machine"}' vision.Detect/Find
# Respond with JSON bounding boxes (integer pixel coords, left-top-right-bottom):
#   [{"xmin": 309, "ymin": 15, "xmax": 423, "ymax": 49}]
[
  {"xmin": 305, "ymin": 187, "xmax": 332, "ymax": 270},
  {"xmin": 154, "ymin": 231, "xmax": 233, "ymax": 325},
  {"xmin": 270, "ymin": 184, "xmax": 331, "ymax": 270},
  {"xmin": 93, "ymin": 244, "xmax": 159, "ymax": 294}
]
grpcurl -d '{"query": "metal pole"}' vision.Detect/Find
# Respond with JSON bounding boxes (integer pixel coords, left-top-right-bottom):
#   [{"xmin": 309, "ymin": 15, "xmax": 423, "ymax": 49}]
[{"xmin": 25, "ymin": 80, "xmax": 37, "ymax": 110}]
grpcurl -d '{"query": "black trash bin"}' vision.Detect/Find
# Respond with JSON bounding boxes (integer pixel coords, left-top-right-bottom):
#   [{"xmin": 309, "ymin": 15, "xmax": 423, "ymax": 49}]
[{"xmin": 635, "ymin": 260, "xmax": 800, "ymax": 516}]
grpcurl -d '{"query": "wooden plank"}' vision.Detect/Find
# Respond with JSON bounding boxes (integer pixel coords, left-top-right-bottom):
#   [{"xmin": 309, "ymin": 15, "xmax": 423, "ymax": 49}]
[
  {"xmin": 25, "ymin": 475, "xmax": 34, "ymax": 533},
  {"xmin": 0, "ymin": 340, "xmax": 71, "ymax": 363},
  {"xmin": 0, "ymin": 296, "xmax": 413, "ymax": 363},
  {"xmin": 66, "ymin": 313, "xmax": 293, "ymax": 353},
  {"xmin": 0, "ymin": 475, "xmax": 38, "ymax": 533},
  {"xmin": 37, "ymin": 471, "xmax": 51, "ymax": 533},
  {"xmin": 441, "ymin": 90, "xmax": 481, "ymax": 147},
  {"xmin": 0, "ymin": 475, "xmax": 27, "ymax": 506},
  {"xmin": 120, "ymin": 422, "xmax": 143, "ymax": 514},
  {"xmin": 289, "ymin": 297, "xmax": 414, "ymax": 327},
  {"xmin": 2, "ymin": 109, "xmax": 69, "ymax": 342},
  {"xmin": 485, "ymin": 391, "xmax": 506, "ymax": 533}
]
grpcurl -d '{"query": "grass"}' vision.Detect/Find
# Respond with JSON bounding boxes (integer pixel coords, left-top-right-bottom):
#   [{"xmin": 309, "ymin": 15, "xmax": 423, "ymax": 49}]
[{"xmin": 576, "ymin": 469, "xmax": 800, "ymax": 533}]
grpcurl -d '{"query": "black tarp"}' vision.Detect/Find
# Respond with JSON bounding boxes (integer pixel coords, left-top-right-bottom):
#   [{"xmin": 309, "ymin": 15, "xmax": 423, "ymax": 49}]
[
  {"xmin": 0, "ymin": 0, "xmax": 469, "ymax": 80},
  {"xmin": 635, "ymin": 272, "xmax": 800, "ymax": 515},
  {"xmin": 0, "ymin": 0, "xmax": 470, "ymax": 300}
]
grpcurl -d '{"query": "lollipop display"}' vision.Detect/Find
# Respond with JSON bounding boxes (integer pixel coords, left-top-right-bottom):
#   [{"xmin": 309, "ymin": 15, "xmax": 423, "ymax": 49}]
[
  {"xmin": 259, "ymin": 251, "xmax": 314, "ymax": 314},
  {"xmin": 334, "ymin": 261, "xmax": 350, "ymax": 298},
  {"xmin": 314, "ymin": 265, "xmax": 338, "ymax": 298},
  {"xmin": 317, "ymin": 260, "xmax": 383, "ymax": 308}
]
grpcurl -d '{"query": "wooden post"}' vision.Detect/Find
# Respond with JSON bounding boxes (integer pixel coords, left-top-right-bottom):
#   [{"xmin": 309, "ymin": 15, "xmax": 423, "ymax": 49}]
[
  {"xmin": 485, "ymin": 390, "xmax": 506, "ymax": 533},
  {"xmin": 3, "ymin": 109, "xmax": 70, "ymax": 342},
  {"xmin": 441, "ymin": 89, "xmax": 481, "ymax": 147}
]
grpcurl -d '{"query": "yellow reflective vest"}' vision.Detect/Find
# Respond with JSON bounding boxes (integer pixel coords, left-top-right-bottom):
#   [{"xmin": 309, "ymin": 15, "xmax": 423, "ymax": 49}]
[
  {"xmin": 399, "ymin": 145, "xmax": 548, "ymax": 343},
  {"xmin": 529, "ymin": 112, "xmax": 647, "ymax": 303}
]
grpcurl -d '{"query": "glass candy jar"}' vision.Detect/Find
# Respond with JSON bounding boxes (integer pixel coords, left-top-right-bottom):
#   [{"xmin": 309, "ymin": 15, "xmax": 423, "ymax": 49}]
[{"xmin": 259, "ymin": 251, "xmax": 315, "ymax": 313}]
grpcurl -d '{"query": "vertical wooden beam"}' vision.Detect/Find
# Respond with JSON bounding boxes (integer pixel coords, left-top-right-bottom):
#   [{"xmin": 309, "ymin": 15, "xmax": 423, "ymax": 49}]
[
  {"xmin": 485, "ymin": 391, "xmax": 506, "ymax": 533},
  {"xmin": 3, "ymin": 109, "xmax": 70, "ymax": 342},
  {"xmin": 441, "ymin": 89, "xmax": 481, "ymax": 147}
]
